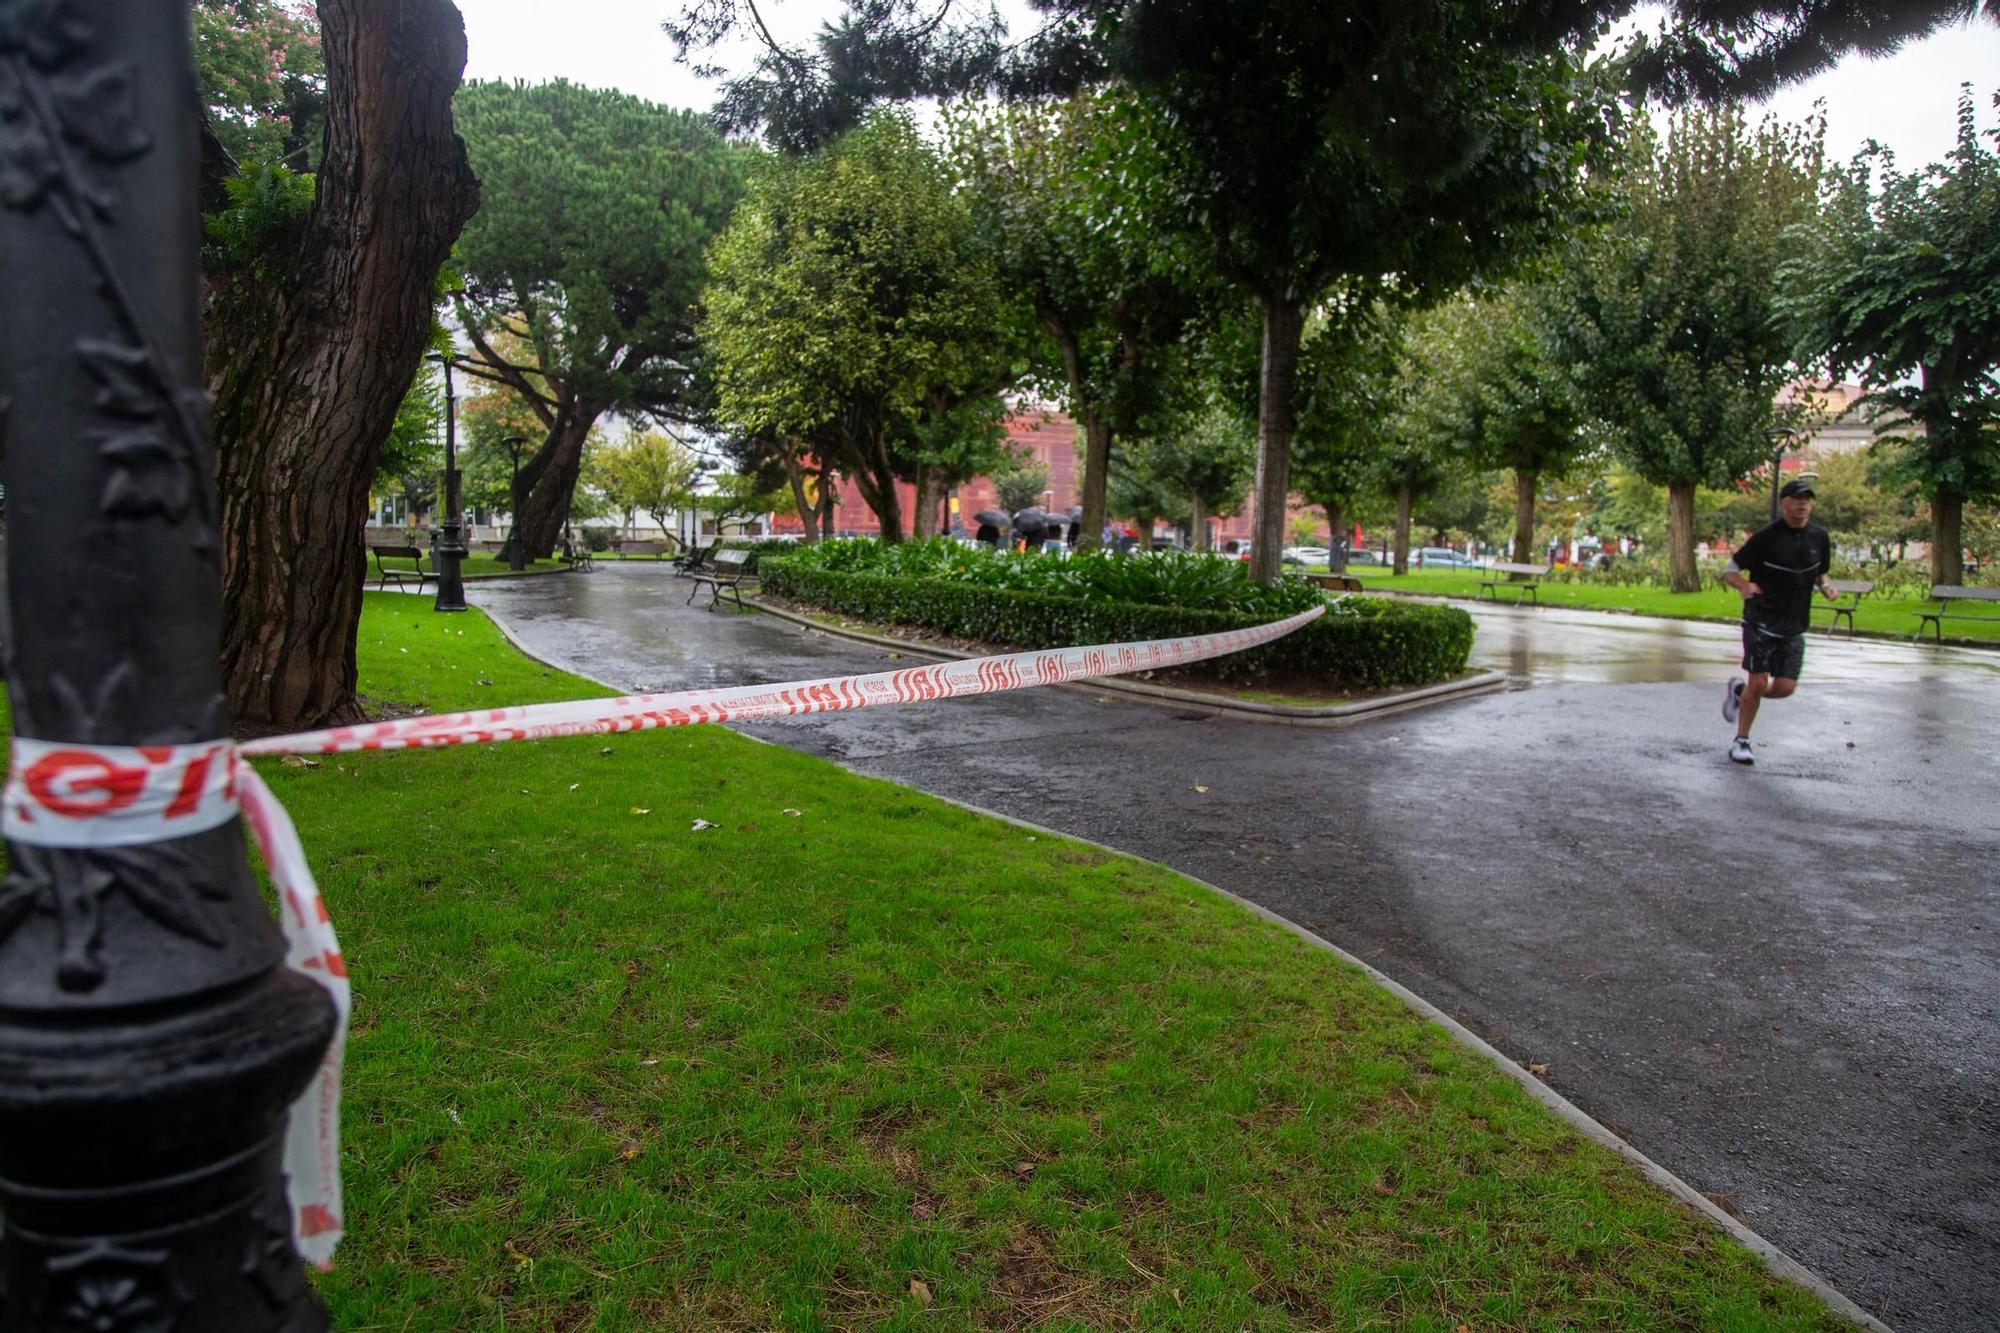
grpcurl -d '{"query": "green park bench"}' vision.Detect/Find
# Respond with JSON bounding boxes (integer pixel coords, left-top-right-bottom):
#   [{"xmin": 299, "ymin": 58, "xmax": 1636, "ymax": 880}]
[
  {"xmin": 1478, "ymin": 561, "xmax": 1550, "ymax": 604},
  {"xmin": 1914, "ymin": 584, "xmax": 2000, "ymax": 643},
  {"xmin": 1814, "ymin": 578, "xmax": 1874, "ymax": 636},
  {"xmin": 369, "ymin": 543, "xmax": 433, "ymax": 594}
]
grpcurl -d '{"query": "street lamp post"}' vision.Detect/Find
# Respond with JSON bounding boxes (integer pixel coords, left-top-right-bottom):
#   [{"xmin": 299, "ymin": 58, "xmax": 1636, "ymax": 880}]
[
  {"xmin": 0, "ymin": 4, "xmax": 337, "ymax": 1324},
  {"xmin": 431, "ymin": 354, "xmax": 469, "ymax": 612},
  {"xmin": 504, "ymin": 436, "xmax": 529, "ymax": 571}
]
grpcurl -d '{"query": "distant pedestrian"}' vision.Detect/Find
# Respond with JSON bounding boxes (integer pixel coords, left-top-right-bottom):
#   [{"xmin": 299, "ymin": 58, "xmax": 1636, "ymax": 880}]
[{"xmin": 1719, "ymin": 479, "xmax": 1840, "ymax": 765}]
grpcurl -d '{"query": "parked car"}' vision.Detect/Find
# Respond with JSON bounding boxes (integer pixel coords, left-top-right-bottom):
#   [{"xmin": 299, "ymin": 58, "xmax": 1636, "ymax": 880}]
[
  {"xmin": 1283, "ymin": 545, "xmax": 1330, "ymax": 566},
  {"xmin": 1415, "ymin": 547, "xmax": 1482, "ymax": 569},
  {"xmin": 1344, "ymin": 548, "xmax": 1386, "ymax": 566}
]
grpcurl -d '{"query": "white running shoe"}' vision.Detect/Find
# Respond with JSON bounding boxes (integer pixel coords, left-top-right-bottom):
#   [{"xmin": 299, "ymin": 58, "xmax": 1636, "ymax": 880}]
[
  {"xmin": 1722, "ymin": 676, "xmax": 1744, "ymax": 724},
  {"xmin": 1729, "ymin": 736, "xmax": 1754, "ymax": 765}
]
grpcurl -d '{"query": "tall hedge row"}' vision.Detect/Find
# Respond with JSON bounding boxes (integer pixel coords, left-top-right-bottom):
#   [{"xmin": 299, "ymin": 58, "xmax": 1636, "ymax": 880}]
[{"xmin": 759, "ymin": 560, "xmax": 1473, "ymax": 688}]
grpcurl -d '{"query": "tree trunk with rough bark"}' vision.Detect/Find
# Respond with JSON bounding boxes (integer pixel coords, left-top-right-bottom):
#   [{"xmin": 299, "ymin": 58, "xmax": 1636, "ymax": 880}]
[
  {"xmin": 1667, "ymin": 480, "xmax": 1700, "ymax": 592},
  {"xmin": 1512, "ymin": 469, "xmax": 1539, "ymax": 566},
  {"xmin": 210, "ymin": 0, "xmax": 479, "ymax": 733},
  {"xmin": 511, "ymin": 408, "xmax": 601, "ymax": 559},
  {"xmin": 1930, "ymin": 485, "xmax": 1964, "ymax": 586},
  {"xmin": 911, "ymin": 465, "xmax": 941, "ymax": 539},
  {"xmin": 1077, "ymin": 411, "xmax": 1111, "ymax": 552},
  {"xmin": 1393, "ymin": 485, "xmax": 1413, "ymax": 575},
  {"xmin": 1249, "ymin": 294, "xmax": 1307, "ymax": 584},
  {"xmin": 1325, "ymin": 503, "xmax": 1346, "ymax": 571},
  {"xmin": 1189, "ymin": 494, "xmax": 1209, "ymax": 550}
]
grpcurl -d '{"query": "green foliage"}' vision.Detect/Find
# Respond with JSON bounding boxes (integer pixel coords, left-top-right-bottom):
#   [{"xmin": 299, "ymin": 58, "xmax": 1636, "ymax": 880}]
[
  {"xmin": 703, "ymin": 113, "xmax": 1017, "ymax": 537},
  {"xmin": 1120, "ymin": 403, "xmax": 1256, "ymax": 542},
  {"xmin": 1783, "ymin": 88, "xmax": 2000, "ymax": 514},
  {"xmin": 762, "ymin": 539, "xmax": 1473, "ymax": 687},
  {"xmin": 588, "ymin": 432, "xmax": 702, "ymax": 533},
  {"xmin": 373, "ymin": 360, "xmax": 447, "ymax": 511},
  {"xmin": 1562, "ymin": 107, "xmax": 1826, "ymax": 492},
  {"xmin": 194, "ymin": 0, "xmax": 324, "ymax": 168},
  {"xmin": 201, "ymin": 160, "xmax": 316, "ymax": 279},
  {"xmin": 990, "ymin": 460, "xmax": 1049, "ymax": 514}
]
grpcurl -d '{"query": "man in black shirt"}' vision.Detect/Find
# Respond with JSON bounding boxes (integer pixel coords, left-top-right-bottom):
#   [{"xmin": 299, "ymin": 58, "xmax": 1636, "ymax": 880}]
[{"xmin": 1719, "ymin": 479, "xmax": 1839, "ymax": 765}]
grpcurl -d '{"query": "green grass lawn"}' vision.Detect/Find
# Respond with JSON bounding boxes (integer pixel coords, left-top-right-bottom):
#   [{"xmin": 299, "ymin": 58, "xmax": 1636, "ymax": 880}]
[
  {"xmin": 1, "ymin": 595, "xmax": 1849, "ymax": 1329},
  {"xmin": 1331, "ymin": 566, "xmax": 2000, "ymax": 644}
]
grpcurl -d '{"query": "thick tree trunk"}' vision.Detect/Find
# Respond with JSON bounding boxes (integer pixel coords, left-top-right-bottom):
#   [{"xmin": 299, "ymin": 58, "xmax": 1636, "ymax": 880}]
[
  {"xmin": 1190, "ymin": 495, "xmax": 1209, "ymax": 551},
  {"xmin": 1930, "ymin": 485, "xmax": 1964, "ymax": 587},
  {"xmin": 911, "ymin": 465, "xmax": 941, "ymax": 539},
  {"xmin": 513, "ymin": 409, "xmax": 599, "ymax": 559},
  {"xmin": 782, "ymin": 447, "xmax": 819, "ymax": 542},
  {"xmin": 211, "ymin": 0, "xmax": 479, "ymax": 732},
  {"xmin": 1325, "ymin": 502, "xmax": 1347, "ymax": 571},
  {"xmin": 1666, "ymin": 480, "xmax": 1700, "ymax": 592},
  {"xmin": 1512, "ymin": 469, "xmax": 1538, "ymax": 566},
  {"xmin": 1248, "ymin": 295, "xmax": 1308, "ymax": 583},
  {"xmin": 1393, "ymin": 485, "xmax": 1413, "ymax": 575},
  {"xmin": 1078, "ymin": 411, "xmax": 1112, "ymax": 552}
]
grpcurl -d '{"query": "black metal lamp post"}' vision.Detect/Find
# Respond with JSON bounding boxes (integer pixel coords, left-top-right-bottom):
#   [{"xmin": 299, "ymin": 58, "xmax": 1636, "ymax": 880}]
[
  {"xmin": 504, "ymin": 436, "xmax": 529, "ymax": 571},
  {"xmin": 0, "ymin": 4, "xmax": 337, "ymax": 1326},
  {"xmin": 1766, "ymin": 427, "xmax": 1795, "ymax": 522},
  {"xmin": 431, "ymin": 354, "xmax": 469, "ymax": 612}
]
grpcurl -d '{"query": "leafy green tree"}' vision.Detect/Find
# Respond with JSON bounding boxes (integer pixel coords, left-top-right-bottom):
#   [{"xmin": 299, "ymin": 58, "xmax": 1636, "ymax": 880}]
[
  {"xmin": 373, "ymin": 359, "xmax": 446, "ymax": 525},
  {"xmin": 1401, "ymin": 282, "xmax": 1596, "ymax": 566},
  {"xmin": 203, "ymin": 0, "xmax": 478, "ymax": 730},
  {"xmin": 1123, "ymin": 404, "xmax": 1256, "ymax": 551},
  {"xmin": 1559, "ymin": 107, "xmax": 1825, "ymax": 591},
  {"xmin": 453, "ymin": 80, "xmax": 747, "ymax": 560},
  {"xmin": 1782, "ymin": 88, "xmax": 2000, "ymax": 585},
  {"xmin": 699, "ymin": 474, "xmax": 789, "ymax": 535},
  {"xmin": 946, "ymin": 91, "xmax": 1212, "ymax": 550},
  {"xmin": 991, "ymin": 460, "xmax": 1051, "ymax": 515},
  {"xmin": 703, "ymin": 113, "xmax": 1015, "ymax": 541},
  {"xmin": 590, "ymin": 432, "xmax": 704, "ymax": 539},
  {"xmin": 1286, "ymin": 304, "xmax": 1405, "ymax": 572}
]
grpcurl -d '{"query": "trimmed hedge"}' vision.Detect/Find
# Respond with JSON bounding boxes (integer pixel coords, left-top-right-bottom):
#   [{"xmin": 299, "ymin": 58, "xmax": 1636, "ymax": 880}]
[{"xmin": 759, "ymin": 559, "xmax": 1473, "ymax": 689}]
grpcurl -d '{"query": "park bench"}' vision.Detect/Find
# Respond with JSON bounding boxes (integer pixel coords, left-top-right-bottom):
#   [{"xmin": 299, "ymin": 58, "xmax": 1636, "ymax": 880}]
[
  {"xmin": 1303, "ymin": 571, "xmax": 1364, "ymax": 594},
  {"xmin": 1814, "ymin": 578, "xmax": 1874, "ymax": 636},
  {"xmin": 686, "ymin": 547, "xmax": 753, "ymax": 611},
  {"xmin": 1478, "ymin": 561, "xmax": 1550, "ymax": 604},
  {"xmin": 614, "ymin": 539, "xmax": 667, "ymax": 559},
  {"xmin": 673, "ymin": 538, "xmax": 724, "ymax": 576},
  {"xmin": 561, "ymin": 541, "xmax": 595, "ymax": 573},
  {"xmin": 1913, "ymin": 584, "xmax": 2000, "ymax": 643},
  {"xmin": 369, "ymin": 543, "xmax": 432, "ymax": 594}
]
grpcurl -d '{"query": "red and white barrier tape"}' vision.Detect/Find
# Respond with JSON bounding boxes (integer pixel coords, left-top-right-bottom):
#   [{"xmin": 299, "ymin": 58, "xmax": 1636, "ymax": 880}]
[{"xmin": 3, "ymin": 604, "xmax": 1320, "ymax": 1267}]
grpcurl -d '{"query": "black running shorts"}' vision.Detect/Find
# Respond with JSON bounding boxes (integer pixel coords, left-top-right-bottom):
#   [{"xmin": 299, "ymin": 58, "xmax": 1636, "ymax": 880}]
[{"xmin": 1742, "ymin": 626, "xmax": 1806, "ymax": 680}]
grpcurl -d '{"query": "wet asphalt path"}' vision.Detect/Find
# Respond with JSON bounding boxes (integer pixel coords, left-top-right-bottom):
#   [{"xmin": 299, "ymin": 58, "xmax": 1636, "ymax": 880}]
[{"xmin": 470, "ymin": 565, "xmax": 2000, "ymax": 1331}]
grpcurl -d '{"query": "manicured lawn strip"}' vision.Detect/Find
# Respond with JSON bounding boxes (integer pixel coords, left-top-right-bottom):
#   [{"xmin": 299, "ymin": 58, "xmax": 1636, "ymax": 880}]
[
  {"xmin": 0, "ymin": 594, "xmax": 1844, "ymax": 1329},
  {"xmin": 1335, "ymin": 567, "xmax": 2000, "ymax": 644},
  {"xmin": 368, "ymin": 553, "xmax": 573, "ymax": 582}
]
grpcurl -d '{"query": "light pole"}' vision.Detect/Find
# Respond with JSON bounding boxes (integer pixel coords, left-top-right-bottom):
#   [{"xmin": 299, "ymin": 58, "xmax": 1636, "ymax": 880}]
[
  {"xmin": 431, "ymin": 354, "xmax": 468, "ymax": 611},
  {"xmin": 504, "ymin": 435, "xmax": 529, "ymax": 571},
  {"xmin": 0, "ymin": 4, "xmax": 336, "ymax": 1322},
  {"xmin": 1766, "ymin": 427, "xmax": 1795, "ymax": 522}
]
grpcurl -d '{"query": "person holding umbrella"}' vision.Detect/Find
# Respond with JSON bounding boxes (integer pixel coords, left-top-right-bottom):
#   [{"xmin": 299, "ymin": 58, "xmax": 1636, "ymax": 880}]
[{"xmin": 972, "ymin": 508, "xmax": 1009, "ymax": 547}]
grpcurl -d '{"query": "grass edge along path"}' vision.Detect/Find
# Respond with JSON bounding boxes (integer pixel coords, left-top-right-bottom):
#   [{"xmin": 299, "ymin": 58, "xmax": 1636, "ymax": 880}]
[
  {"xmin": 1334, "ymin": 566, "xmax": 2000, "ymax": 645},
  {"xmin": 0, "ymin": 592, "xmax": 1848, "ymax": 1330}
]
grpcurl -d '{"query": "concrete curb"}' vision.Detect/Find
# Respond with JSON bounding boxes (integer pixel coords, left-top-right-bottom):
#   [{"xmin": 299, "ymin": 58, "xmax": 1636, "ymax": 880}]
[
  {"xmin": 746, "ymin": 596, "xmax": 1508, "ymax": 725},
  {"xmin": 469, "ymin": 596, "xmax": 1889, "ymax": 1333}
]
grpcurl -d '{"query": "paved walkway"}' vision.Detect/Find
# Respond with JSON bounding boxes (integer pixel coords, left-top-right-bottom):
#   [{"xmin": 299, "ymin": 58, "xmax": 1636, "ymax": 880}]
[{"xmin": 471, "ymin": 565, "xmax": 2000, "ymax": 1331}]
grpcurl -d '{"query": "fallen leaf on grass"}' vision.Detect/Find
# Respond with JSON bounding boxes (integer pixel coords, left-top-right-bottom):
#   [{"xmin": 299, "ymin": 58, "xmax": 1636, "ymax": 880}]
[
  {"xmin": 690, "ymin": 819, "xmax": 718, "ymax": 831},
  {"xmin": 568, "ymin": 783, "xmax": 580, "ymax": 792},
  {"xmin": 908, "ymin": 1279, "xmax": 933, "ymax": 1306},
  {"xmin": 782, "ymin": 808, "xmax": 802, "ymax": 817},
  {"xmin": 630, "ymin": 807, "xmax": 652, "ymax": 816},
  {"xmin": 620, "ymin": 1143, "xmax": 642, "ymax": 1161},
  {"xmin": 600, "ymin": 747, "xmax": 613, "ymax": 755},
  {"xmin": 503, "ymin": 1239, "xmax": 533, "ymax": 1270},
  {"xmin": 1013, "ymin": 1161, "xmax": 1036, "ymax": 1178},
  {"xmin": 279, "ymin": 756, "xmax": 321, "ymax": 768}
]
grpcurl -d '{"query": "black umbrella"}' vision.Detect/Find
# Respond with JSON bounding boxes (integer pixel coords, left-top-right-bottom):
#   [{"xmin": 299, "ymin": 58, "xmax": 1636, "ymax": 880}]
[
  {"xmin": 1010, "ymin": 507, "xmax": 1048, "ymax": 532},
  {"xmin": 973, "ymin": 509, "xmax": 1010, "ymax": 529},
  {"xmin": 1065, "ymin": 505, "xmax": 1083, "ymax": 521}
]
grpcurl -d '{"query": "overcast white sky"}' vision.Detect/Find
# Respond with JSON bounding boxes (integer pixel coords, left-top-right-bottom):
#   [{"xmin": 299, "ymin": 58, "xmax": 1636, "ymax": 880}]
[{"xmin": 458, "ymin": 0, "xmax": 2000, "ymax": 169}]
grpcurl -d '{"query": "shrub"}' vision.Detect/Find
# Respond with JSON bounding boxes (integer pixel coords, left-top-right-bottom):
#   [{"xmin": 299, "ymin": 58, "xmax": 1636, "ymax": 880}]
[
  {"xmin": 580, "ymin": 526, "xmax": 616, "ymax": 552},
  {"xmin": 760, "ymin": 558, "xmax": 1472, "ymax": 689}
]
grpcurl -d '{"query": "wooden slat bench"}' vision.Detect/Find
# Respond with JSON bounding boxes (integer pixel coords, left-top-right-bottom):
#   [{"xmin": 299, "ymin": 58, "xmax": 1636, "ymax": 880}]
[
  {"xmin": 1478, "ymin": 561, "xmax": 1550, "ymax": 604},
  {"xmin": 686, "ymin": 547, "xmax": 752, "ymax": 610},
  {"xmin": 1814, "ymin": 578, "xmax": 1874, "ymax": 636},
  {"xmin": 1303, "ymin": 572, "xmax": 1364, "ymax": 594},
  {"xmin": 673, "ymin": 538, "xmax": 723, "ymax": 576},
  {"xmin": 1914, "ymin": 584, "xmax": 2000, "ymax": 643},
  {"xmin": 369, "ymin": 543, "xmax": 432, "ymax": 594},
  {"xmin": 614, "ymin": 539, "xmax": 667, "ymax": 559}
]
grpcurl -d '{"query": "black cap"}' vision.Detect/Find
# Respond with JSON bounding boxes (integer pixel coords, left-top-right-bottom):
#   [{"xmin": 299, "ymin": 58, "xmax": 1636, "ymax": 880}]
[{"xmin": 1778, "ymin": 479, "xmax": 1816, "ymax": 499}]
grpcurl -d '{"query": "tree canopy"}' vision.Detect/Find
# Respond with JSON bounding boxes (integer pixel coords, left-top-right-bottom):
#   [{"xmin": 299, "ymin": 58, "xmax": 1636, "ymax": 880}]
[
  {"xmin": 453, "ymin": 79, "xmax": 747, "ymax": 559},
  {"xmin": 701, "ymin": 112, "xmax": 1016, "ymax": 541},
  {"xmin": 1782, "ymin": 87, "xmax": 2000, "ymax": 584},
  {"xmin": 1559, "ymin": 107, "xmax": 1825, "ymax": 590}
]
